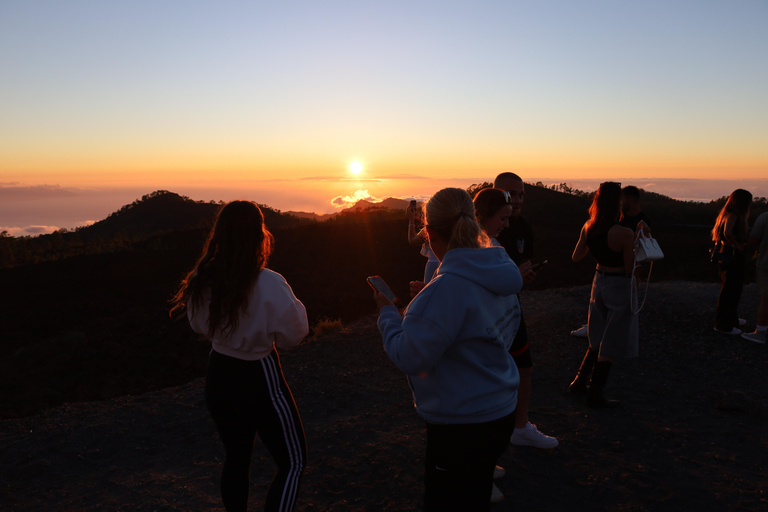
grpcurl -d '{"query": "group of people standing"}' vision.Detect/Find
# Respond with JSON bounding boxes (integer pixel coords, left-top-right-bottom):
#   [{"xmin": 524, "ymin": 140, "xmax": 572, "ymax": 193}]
[
  {"xmin": 385, "ymin": 175, "xmax": 651, "ymax": 509},
  {"xmin": 711, "ymin": 189, "xmax": 768, "ymax": 344},
  {"xmin": 169, "ymin": 177, "xmax": 766, "ymax": 512}
]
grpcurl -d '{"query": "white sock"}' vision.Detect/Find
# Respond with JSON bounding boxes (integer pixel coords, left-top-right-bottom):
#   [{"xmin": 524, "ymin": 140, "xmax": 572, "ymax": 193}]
[{"xmin": 756, "ymin": 325, "xmax": 767, "ymax": 331}]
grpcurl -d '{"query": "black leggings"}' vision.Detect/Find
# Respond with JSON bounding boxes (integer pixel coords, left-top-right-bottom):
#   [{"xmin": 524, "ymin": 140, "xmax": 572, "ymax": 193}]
[
  {"xmin": 423, "ymin": 410, "xmax": 516, "ymax": 512},
  {"xmin": 715, "ymin": 256, "xmax": 745, "ymax": 331},
  {"xmin": 205, "ymin": 349, "xmax": 307, "ymax": 512}
]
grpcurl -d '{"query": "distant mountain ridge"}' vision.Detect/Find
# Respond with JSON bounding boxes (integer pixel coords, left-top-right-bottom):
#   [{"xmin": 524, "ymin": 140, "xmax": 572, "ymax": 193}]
[{"xmin": 286, "ymin": 197, "xmax": 413, "ymax": 220}]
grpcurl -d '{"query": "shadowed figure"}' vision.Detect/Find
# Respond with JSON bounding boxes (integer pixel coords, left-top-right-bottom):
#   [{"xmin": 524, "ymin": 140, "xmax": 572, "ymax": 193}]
[{"xmin": 171, "ymin": 200, "xmax": 308, "ymax": 512}]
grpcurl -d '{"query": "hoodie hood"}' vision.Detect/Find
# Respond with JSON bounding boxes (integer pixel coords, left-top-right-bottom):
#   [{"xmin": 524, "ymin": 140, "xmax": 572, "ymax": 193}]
[{"xmin": 437, "ymin": 246, "xmax": 522, "ymax": 297}]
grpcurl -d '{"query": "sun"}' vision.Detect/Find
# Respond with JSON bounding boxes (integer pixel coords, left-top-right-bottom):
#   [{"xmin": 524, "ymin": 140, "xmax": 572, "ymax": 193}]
[{"xmin": 349, "ymin": 161, "xmax": 363, "ymax": 175}]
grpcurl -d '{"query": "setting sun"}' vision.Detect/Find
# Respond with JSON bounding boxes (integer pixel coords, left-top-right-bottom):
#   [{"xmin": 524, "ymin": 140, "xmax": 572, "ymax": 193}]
[{"xmin": 349, "ymin": 161, "xmax": 363, "ymax": 175}]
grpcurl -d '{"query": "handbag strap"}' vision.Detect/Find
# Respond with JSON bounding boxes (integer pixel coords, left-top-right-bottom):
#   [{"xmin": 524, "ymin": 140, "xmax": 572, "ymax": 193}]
[{"xmin": 631, "ymin": 229, "xmax": 653, "ymax": 314}]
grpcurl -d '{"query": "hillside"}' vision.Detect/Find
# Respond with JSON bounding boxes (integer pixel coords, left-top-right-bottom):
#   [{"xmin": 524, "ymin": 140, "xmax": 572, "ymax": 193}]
[{"xmin": 1, "ymin": 183, "xmax": 766, "ymax": 419}]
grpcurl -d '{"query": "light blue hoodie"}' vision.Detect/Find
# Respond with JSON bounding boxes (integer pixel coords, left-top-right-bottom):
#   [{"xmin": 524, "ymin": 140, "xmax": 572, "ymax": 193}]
[{"xmin": 378, "ymin": 246, "xmax": 523, "ymax": 424}]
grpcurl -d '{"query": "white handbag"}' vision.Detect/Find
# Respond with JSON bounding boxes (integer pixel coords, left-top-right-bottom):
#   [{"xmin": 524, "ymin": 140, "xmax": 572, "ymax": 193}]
[
  {"xmin": 634, "ymin": 235, "xmax": 664, "ymax": 262},
  {"xmin": 631, "ymin": 230, "xmax": 662, "ymax": 313}
]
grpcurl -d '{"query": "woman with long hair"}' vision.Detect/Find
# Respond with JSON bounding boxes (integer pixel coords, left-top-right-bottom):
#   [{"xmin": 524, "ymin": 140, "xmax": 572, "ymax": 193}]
[
  {"xmin": 712, "ymin": 189, "xmax": 752, "ymax": 335},
  {"xmin": 375, "ymin": 187, "xmax": 523, "ymax": 511},
  {"xmin": 171, "ymin": 200, "xmax": 308, "ymax": 512},
  {"xmin": 569, "ymin": 182, "xmax": 637, "ymax": 408}
]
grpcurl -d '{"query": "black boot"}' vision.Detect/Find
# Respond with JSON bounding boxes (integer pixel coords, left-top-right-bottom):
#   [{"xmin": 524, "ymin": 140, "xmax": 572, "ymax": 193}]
[
  {"xmin": 569, "ymin": 348, "xmax": 598, "ymax": 394},
  {"xmin": 587, "ymin": 361, "xmax": 620, "ymax": 408}
]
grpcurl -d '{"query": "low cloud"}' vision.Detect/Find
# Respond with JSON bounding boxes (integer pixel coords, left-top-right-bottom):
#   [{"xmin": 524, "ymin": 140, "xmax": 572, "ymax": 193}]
[
  {"xmin": 1, "ymin": 225, "xmax": 61, "ymax": 237},
  {"xmin": 0, "ymin": 184, "xmax": 78, "ymax": 201},
  {"xmin": 330, "ymin": 189, "xmax": 381, "ymax": 209}
]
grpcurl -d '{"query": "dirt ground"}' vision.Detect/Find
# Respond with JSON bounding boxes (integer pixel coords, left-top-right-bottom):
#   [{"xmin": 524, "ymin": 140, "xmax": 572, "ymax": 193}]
[{"xmin": 1, "ymin": 281, "xmax": 766, "ymax": 512}]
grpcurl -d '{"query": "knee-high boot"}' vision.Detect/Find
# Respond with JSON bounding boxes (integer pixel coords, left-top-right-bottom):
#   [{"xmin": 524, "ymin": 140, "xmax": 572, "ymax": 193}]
[
  {"xmin": 569, "ymin": 348, "xmax": 598, "ymax": 394},
  {"xmin": 587, "ymin": 361, "xmax": 620, "ymax": 408}
]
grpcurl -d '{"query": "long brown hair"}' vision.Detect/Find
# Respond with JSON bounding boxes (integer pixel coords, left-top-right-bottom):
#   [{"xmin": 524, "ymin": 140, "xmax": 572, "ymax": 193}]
[
  {"xmin": 585, "ymin": 182, "xmax": 622, "ymax": 235},
  {"xmin": 712, "ymin": 189, "xmax": 752, "ymax": 243},
  {"xmin": 170, "ymin": 200, "xmax": 274, "ymax": 337}
]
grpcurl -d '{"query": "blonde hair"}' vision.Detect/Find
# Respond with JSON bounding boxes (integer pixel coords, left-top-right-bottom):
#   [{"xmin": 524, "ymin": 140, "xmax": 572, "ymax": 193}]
[{"xmin": 425, "ymin": 188, "xmax": 489, "ymax": 250}]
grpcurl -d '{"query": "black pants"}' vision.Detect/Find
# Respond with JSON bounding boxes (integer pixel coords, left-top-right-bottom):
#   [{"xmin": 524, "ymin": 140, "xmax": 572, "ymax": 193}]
[
  {"xmin": 423, "ymin": 410, "xmax": 516, "ymax": 512},
  {"xmin": 715, "ymin": 256, "xmax": 745, "ymax": 331},
  {"xmin": 205, "ymin": 349, "xmax": 307, "ymax": 512}
]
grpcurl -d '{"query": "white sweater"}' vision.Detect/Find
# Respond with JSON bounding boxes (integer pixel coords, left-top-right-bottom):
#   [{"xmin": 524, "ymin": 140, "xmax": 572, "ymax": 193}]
[{"xmin": 188, "ymin": 269, "xmax": 309, "ymax": 361}]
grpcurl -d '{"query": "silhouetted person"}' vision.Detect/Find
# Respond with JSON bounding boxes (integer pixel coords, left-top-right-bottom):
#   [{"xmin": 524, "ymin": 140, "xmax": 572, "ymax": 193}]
[
  {"xmin": 171, "ymin": 200, "xmax": 308, "ymax": 512},
  {"xmin": 742, "ymin": 210, "xmax": 768, "ymax": 344},
  {"xmin": 571, "ymin": 185, "xmax": 651, "ymax": 338},
  {"xmin": 619, "ymin": 185, "xmax": 651, "ymax": 232},
  {"xmin": 374, "ymin": 187, "xmax": 521, "ymax": 511},
  {"xmin": 407, "ymin": 202, "xmax": 440, "ymax": 282},
  {"xmin": 712, "ymin": 189, "xmax": 752, "ymax": 335},
  {"xmin": 570, "ymin": 182, "xmax": 637, "ymax": 408}
]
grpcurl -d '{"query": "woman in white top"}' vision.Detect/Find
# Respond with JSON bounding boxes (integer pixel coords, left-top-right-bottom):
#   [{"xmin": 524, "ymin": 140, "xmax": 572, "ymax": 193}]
[{"xmin": 171, "ymin": 200, "xmax": 308, "ymax": 512}]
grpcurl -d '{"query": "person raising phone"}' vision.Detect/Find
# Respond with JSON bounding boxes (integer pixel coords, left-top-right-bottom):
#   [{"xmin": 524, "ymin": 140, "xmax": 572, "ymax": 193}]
[{"xmin": 374, "ymin": 187, "xmax": 523, "ymax": 511}]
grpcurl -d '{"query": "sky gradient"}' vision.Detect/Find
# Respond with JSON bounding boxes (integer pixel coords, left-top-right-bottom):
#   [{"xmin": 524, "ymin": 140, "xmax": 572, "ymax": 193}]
[{"xmin": 1, "ymin": 1, "xmax": 767, "ymax": 233}]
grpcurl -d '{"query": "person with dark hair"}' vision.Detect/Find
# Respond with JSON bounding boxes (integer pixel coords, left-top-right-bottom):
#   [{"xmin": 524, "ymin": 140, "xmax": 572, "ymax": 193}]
[
  {"xmin": 493, "ymin": 173, "xmax": 558, "ymax": 448},
  {"xmin": 171, "ymin": 200, "xmax": 308, "ymax": 512},
  {"xmin": 571, "ymin": 185, "xmax": 651, "ymax": 338},
  {"xmin": 712, "ymin": 189, "xmax": 752, "ymax": 335},
  {"xmin": 569, "ymin": 182, "xmax": 637, "ymax": 408},
  {"xmin": 375, "ymin": 187, "xmax": 522, "ymax": 511},
  {"xmin": 618, "ymin": 185, "xmax": 651, "ymax": 232}
]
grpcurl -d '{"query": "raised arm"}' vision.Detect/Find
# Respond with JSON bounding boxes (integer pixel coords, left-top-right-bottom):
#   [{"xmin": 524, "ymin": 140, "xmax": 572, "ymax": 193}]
[{"xmin": 407, "ymin": 208, "xmax": 425, "ymax": 246}]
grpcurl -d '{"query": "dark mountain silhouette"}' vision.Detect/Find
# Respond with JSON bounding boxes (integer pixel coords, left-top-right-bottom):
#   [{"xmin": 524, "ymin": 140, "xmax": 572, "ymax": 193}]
[
  {"xmin": 285, "ymin": 197, "xmax": 411, "ymax": 221},
  {"xmin": 349, "ymin": 197, "xmax": 411, "ymax": 211},
  {"xmin": 1, "ymin": 183, "xmax": 765, "ymax": 419}
]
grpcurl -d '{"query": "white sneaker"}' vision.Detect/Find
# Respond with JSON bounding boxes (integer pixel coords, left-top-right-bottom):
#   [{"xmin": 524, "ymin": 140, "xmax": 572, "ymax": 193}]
[
  {"xmin": 493, "ymin": 465, "xmax": 505, "ymax": 480},
  {"xmin": 714, "ymin": 327, "xmax": 742, "ymax": 335},
  {"xmin": 490, "ymin": 483, "xmax": 504, "ymax": 503},
  {"xmin": 510, "ymin": 422, "xmax": 559, "ymax": 449},
  {"xmin": 570, "ymin": 324, "xmax": 588, "ymax": 337},
  {"xmin": 741, "ymin": 330, "xmax": 766, "ymax": 344}
]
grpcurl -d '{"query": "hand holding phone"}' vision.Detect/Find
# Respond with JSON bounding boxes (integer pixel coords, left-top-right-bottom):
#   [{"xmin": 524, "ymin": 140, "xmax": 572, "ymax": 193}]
[
  {"xmin": 368, "ymin": 275, "xmax": 402, "ymax": 308},
  {"xmin": 531, "ymin": 259, "xmax": 548, "ymax": 271}
]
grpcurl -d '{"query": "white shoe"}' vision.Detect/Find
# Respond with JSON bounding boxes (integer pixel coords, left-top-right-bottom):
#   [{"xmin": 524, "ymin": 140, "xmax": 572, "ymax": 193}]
[
  {"xmin": 570, "ymin": 324, "xmax": 588, "ymax": 337},
  {"xmin": 510, "ymin": 422, "xmax": 559, "ymax": 449},
  {"xmin": 739, "ymin": 318, "xmax": 747, "ymax": 326},
  {"xmin": 741, "ymin": 330, "xmax": 766, "ymax": 344},
  {"xmin": 714, "ymin": 327, "xmax": 742, "ymax": 335},
  {"xmin": 490, "ymin": 483, "xmax": 504, "ymax": 503},
  {"xmin": 493, "ymin": 465, "xmax": 505, "ymax": 480}
]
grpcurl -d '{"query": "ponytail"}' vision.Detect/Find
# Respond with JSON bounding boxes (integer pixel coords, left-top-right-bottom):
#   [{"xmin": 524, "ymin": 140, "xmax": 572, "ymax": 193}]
[{"xmin": 426, "ymin": 188, "xmax": 488, "ymax": 250}]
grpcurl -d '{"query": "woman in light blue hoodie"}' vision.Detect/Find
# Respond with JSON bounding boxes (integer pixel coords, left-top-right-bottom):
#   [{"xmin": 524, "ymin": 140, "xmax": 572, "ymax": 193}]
[{"xmin": 374, "ymin": 187, "xmax": 523, "ymax": 512}]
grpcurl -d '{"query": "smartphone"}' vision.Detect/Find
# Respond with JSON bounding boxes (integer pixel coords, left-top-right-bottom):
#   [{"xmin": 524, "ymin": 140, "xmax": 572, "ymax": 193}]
[
  {"xmin": 531, "ymin": 259, "xmax": 548, "ymax": 271},
  {"xmin": 367, "ymin": 275, "xmax": 402, "ymax": 306}
]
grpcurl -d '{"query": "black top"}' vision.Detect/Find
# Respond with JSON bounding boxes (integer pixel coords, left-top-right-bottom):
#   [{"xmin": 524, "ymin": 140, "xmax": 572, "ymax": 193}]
[
  {"xmin": 587, "ymin": 225, "xmax": 625, "ymax": 268},
  {"xmin": 619, "ymin": 211, "xmax": 651, "ymax": 230},
  {"xmin": 496, "ymin": 216, "xmax": 533, "ymax": 265}
]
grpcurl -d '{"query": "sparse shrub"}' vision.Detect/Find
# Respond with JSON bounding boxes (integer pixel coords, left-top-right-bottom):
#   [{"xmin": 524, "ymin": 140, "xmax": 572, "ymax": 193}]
[{"xmin": 312, "ymin": 317, "xmax": 344, "ymax": 339}]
